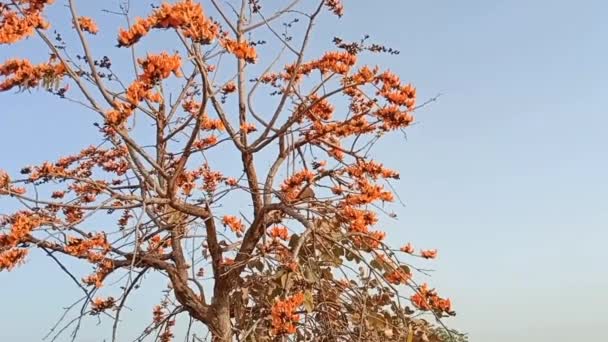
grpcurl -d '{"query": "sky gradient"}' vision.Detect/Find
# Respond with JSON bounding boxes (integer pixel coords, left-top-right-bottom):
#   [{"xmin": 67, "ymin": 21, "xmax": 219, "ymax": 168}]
[{"xmin": 1, "ymin": 1, "xmax": 607, "ymax": 341}]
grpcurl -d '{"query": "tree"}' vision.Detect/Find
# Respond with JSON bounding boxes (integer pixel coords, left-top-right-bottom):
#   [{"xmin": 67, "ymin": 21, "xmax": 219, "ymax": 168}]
[{"xmin": 0, "ymin": 1, "xmax": 460, "ymax": 341}]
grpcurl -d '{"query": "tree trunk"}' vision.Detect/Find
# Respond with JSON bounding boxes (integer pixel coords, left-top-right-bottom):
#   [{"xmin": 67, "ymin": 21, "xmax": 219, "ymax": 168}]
[{"xmin": 211, "ymin": 292, "xmax": 232, "ymax": 341}]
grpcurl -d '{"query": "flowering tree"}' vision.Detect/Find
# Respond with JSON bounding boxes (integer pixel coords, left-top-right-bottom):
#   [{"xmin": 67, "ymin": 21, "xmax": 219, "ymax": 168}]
[{"xmin": 0, "ymin": 1, "xmax": 461, "ymax": 341}]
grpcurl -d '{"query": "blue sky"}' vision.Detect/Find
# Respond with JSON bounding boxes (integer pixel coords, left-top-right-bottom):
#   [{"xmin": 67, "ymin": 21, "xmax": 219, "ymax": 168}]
[{"xmin": 1, "ymin": 1, "xmax": 607, "ymax": 341}]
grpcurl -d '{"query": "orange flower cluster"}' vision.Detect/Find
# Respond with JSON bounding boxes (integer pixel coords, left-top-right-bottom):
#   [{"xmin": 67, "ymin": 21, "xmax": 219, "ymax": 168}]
[
  {"xmin": 62, "ymin": 206, "xmax": 83, "ymax": 224},
  {"xmin": 201, "ymin": 164, "xmax": 223, "ymax": 193},
  {"xmin": 91, "ymin": 297, "xmax": 115, "ymax": 314},
  {"xmin": 25, "ymin": 146, "xmax": 128, "ymax": 187},
  {"xmin": 0, "ymin": 0, "xmax": 54, "ymax": 44},
  {"xmin": 175, "ymin": 170, "xmax": 196, "ymax": 196},
  {"xmin": 51, "ymin": 190, "xmax": 65, "ymax": 199},
  {"xmin": 0, "ymin": 170, "xmax": 23, "ymax": 195},
  {"xmin": 147, "ymin": 235, "xmax": 169, "ymax": 254},
  {"xmin": 27, "ymin": 161, "xmax": 65, "ymax": 181},
  {"xmin": 160, "ymin": 320, "xmax": 175, "ymax": 342},
  {"xmin": 420, "ymin": 249, "xmax": 438, "ymax": 259},
  {"xmin": 344, "ymin": 179, "xmax": 394, "ymax": 206},
  {"xmin": 192, "ymin": 135, "xmax": 218, "ymax": 150},
  {"xmin": 352, "ymin": 230, "xmax": 386, "ymax": 249},
  {"xmin": 307, "ymin": 115, "xmax": 374, "ymax": 143},
  {"xmin": 0, "ymin": 212, "xmax": 41, "ymax": 250},
  {"xmin": 0, "ymin": 170, "xmax": 8, "ymax": 188},
  {"xmin": 0, "ymin": 58, "xmax": 66, "ymax": 91},
  {"xmin": 280, "ymin": 169, "xmax": 315, "ymax": 202},
  {"xmin": 109, "ymin": 52, "xmax": 182, "ymax": 125},
  {"xmin": 340, "ymin": 206, "xmax": 378, "ymax": 234},
  {"xmin": 182, "ymin": 101, "xmax": 225, "ymax": 131},
  {"xmin": 70, "ymin": 180, "xmax": 107, "ymax": 198},
  {"xmin": 351, "ymin": 66, "xmax": 378, "ymax": 85},
  {"xmin": 375, "ymin": 105, "xmax": 414, "ymax": 131},
  {"xmin": 76, "ymin": 16, "xmax": 98, "ymax": 34},
  {"xmin": 152, "ymin": 305, "xmax": 166, "ymax": 324},
  {"xmin": 0, "ymin": 248, "xmax": 29, "ymax": 271},
  {"xmin": 271, "ymin": 293, "xmax": 305, "ymax": 335},
  {"xmin": 314, "ymin": 51, "xmax": 356, "ymax": 74},
  {"xmin": 410, "ymin": 283, "xmax": 453, "ymax": 315},
  {"xmin": 344, "ymin": 160, "xmax": 399, "ymax": 180},
  {"xmin": 222, "ymin": 215, "xmax": 244, "ymax": 234},
  {"xmin": 324, "ymin": 0, "xmax": 345, "ymax": 17},
  {"xmin": 221, "ymin": 81, "xmax": 236, "ymax": 94},
  {"xmin": 372, "ymin": 71, "xmax": 417, "ymax": 131},
  {"xmin": 82, "ymin": 258, "xmax": 114, "ymax": 288},
  {"xmin": 377, "ymin": 73, "xmax": 416, "ymax": 108},
  {"xmin": 117, "ymin": 0, "xmax": 219, "ymax": 47},
  {"xmin": 201, "ymin": 114, "xmax": 225, "ymax": 130},
  {"xmin": 240, "ymin": 122, "xmax": 257, "ymax": 134},
  {"xmin": 137, "ymin": 53, "xmax": 182, "ymax": 83},
  {"xmin": 268, "ymin": 226, "xmax": 289, "ymax": 240},
  {"xmin": 175, "ymin": 163, "xmax": 225, "ymax": 195},
  {"xmin": 64, "ymin": 233, "xmax": 111, "ymax": 263},
  {"xmin": 282, "ymin": 51, "xmax": 356, "ymax": 84},
  {"xmin": 400, "ymin": 242, "xmax": 415, "ymax": 254},
  {"xmin": 117, "ymin": 17, "xmax": 151, "ymax": 47},
  {"xmin": 297, "ymin": 94, "xmax": 334, "ymax": 122},
  {"xmin": 225, "ymin": 177, "xmax": 238, "ymax": 187},
  {"xmin": 385, "ymin": 268, "xmax": 411, "ymax": 285},
  {"xmin": 221, "ymin": 38, "xmax": 257, "ymax": 63}
]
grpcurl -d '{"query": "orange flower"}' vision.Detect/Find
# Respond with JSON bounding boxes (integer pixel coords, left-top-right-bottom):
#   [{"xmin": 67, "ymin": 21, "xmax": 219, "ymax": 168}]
[
  {"xmin": 0, "ymin": 248, "xmax": 29, "ymax": 271},
  {"xmin": 147, "ymin": 235, "xmax": 167, "ymax": 254},
  {"xmin": 51, "ymin": 190, "xmax": 65, "ymax": 199},
  {"xmin": 221, "ymin": 38, "xmax": 257, "ymax": 63},
  {"xmin": 240, "ymin": 123, "xmax": 257, "ymax": 134},
  {"xmin": 271, "ymin": 293, "xmax": 305, "ymax": 335},
  {"xmin": 297, "ymin": 94, "xmax": 334, "ymax": 122},
  {"xmin": 64, "ymin": 233, "xmax": 110, "ymax": 262},
  {"xmin": 400, "ymin": 243, "xmax": 414, "ymax": 254},
  {"xmin": 225, "ymin": 177, "xmax": 238, "ymax": 186},
  {"xmin": 91, "ymin": 297, "xmax": 115, "ymax": 314},
  {"xmin": 222, "ymin": 258, "xmax": 235, "ymax": 266},
  {"xmin": 117, "ymin": 17, "xmax": 152, "ymax": 47},
  {"xmin": 0, "ymin": 0, "xmax": 54, "ymax": 44},
  {"xmin": 117, "ymin": 0, "xmax": 219, "ymax": 47},
  {"xmin": 0, "ymin": 170, "xmax": 10, "ymax": 194},
  {"xmin": 314, "ymin": 51, "xmax": 356, "ymax": 74},
  {"xmin": 152, "ymin": 305, "xmax": 165, "ymax": 324},
  {"xmin": 82, "ymin": 261, "xmax": 113, "ymax": 288},
  {"xmin": 76, "ymin": 16, "xmax": 98, "ymax": 34},
  {"xmin": 420, "ymin": 249, "xmax": 438, "ymax": 259},
  {"xmin": 137, "ymin": 52, "xmax": 182, "ymax": 82},
  {"xmin": 410, "ymin": 283, "xmax": 453, "ymax": 315},
  {"xmin": 222, "ymin": 215, "xmax": 244, "ymax": 234},
  {"xmin": 221, "ymin": 81, "xmax": 236, "ymax": 94},
  {"xmin": 201, "ymin": 164, "xmax": 223, "ymax": 193},
  {"xmin": 385, "ymin": 268, "xmax": 411, "ymax": 285},
  {"xmin": 109, "ymin": 52, "xmax": 181, "ymax": 125},
  {"xmin": 268, "ymin": 226, "xmax": 289, "ymax": 240},
  {"xmin": 192, "ymin": 135, "xmax": 218, "ymax": 150},
  {"xmin": 280, "ymin": 170, "xmax": 315, "ymax": 202},
  {"xmin": 325, "ymin": 0, "xmax": 345, "ymax": 17},
  {"xmin": 0, "ymin": 212, "xmax": 42, "ymax": 251},
  {"xmin": 0, "ymin": 58, "xmax": 66, "ymax": 92}
]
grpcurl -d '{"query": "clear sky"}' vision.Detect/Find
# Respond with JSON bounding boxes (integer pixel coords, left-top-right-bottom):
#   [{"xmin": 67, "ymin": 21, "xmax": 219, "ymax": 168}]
[{"xmin": 1, "ymin": 1, "xmax": 607, "ymax": 341}]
